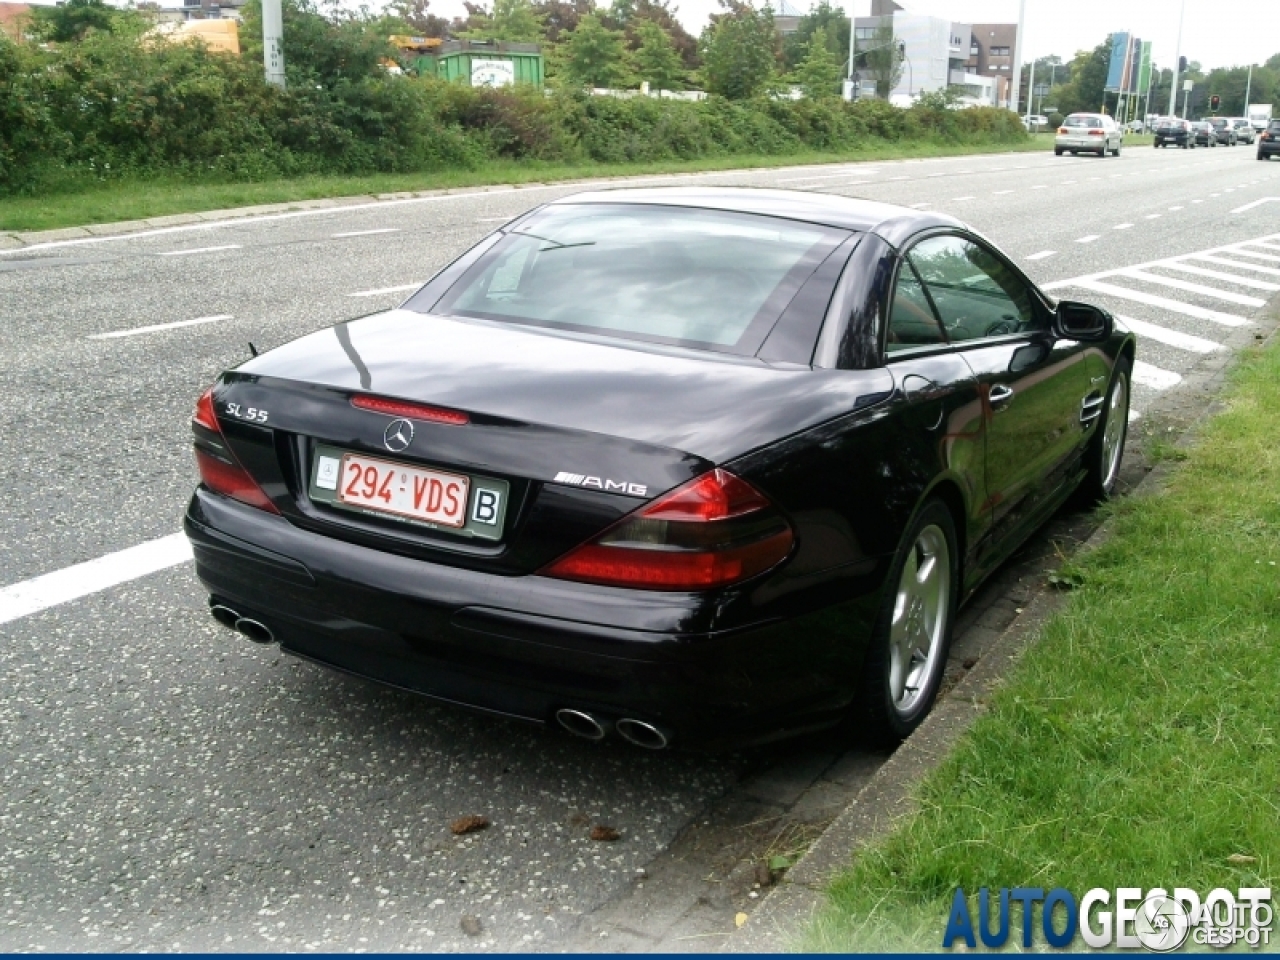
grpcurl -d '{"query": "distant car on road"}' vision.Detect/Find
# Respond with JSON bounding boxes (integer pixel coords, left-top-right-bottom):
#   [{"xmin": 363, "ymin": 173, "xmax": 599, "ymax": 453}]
[
  {"xmin": 1023, "ymin": 114, "xmax": 1049, "ymax": 132},
  {"xmin": 1231, "ymin": 119, "xmax": 1256, "ymax": 145},
  {"xmin": 1208, "ymin": 118, "xmax": 1237, "ymax": 146},
  {"xmin": 182, "ymin": 187, "xmax": 1136, "ymax": 748},
  {"xmin": 1055, "ymin": 112, "xmax": 1122, "ymax": 157},
  {"xmin": 1153, "ymin": 117, "xmax": 1194, "ymax": 148},
  {"xmin": 1124, "ymin": 119, "xmax": 1145, "ymax": 133},
  {"xmin": 1259, "ymin": 119, "xmax": 1280, "ymax": 160},
  {"xmin": 1190, "ymin": 121, "xmax": 1218, "ymax": 147}
]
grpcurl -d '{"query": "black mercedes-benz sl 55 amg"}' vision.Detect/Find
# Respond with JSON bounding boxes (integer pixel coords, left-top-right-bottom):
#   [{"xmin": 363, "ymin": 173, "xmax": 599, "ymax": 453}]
[{"xmin": 185, "ymin": 187, "xmax": 1135, "ymax": 749}]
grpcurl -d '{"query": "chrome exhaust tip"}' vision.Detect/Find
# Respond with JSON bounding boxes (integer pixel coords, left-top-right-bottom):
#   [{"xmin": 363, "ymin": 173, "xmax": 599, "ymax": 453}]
[
  {"xmin": 616, "ymin": 718, "xmax": 670, "ymax": 750},
  {"xmin": 555, "ymin": 708, "xmax": 607, "ymax": 741},
  {"xmin": 209, "ymin": 604, "xmax": 241, "ymax": 630},
  {"xmin": 235, "ymin": 617, "xmax": 275, "ymax": 645}
]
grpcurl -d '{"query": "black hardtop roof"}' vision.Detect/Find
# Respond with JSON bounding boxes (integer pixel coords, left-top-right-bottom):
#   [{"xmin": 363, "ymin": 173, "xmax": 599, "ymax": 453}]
[{"xmin": 546, "ymin": 186, "xmax": 964, "ymax": 248}]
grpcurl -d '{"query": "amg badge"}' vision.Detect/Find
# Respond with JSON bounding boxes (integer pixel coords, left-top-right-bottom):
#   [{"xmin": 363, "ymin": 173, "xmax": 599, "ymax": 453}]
[{"xmin": 553, "ymin": 471, "xmax": 648, "ymax": 497}]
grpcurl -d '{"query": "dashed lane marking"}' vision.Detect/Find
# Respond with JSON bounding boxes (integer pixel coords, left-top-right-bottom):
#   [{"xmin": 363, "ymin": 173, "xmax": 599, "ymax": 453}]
[
  {"xmin": 159, "ymin": 244, "xmax": 241, "ymax": 257},
  {"xmin": 0, "ymin": 534, "xmax": 192, "ymax": 627},
  {"xmin": 1076, "ymin": 235, "xmax": 1100, "ymax": 243},
  {"xmin": 1025, "ymin": 251, "xmax": 1056, "ymax": 260},
  {"xmin": 349, "ymin": 283, "xmax": 422, "ymax": 298},
  {"xmin": 89, "ymin": 315, "xmax": 231, "ymax": 340},
  {"xmin": 333, "ymin": 228, "xmax": 400, "ymax": 238}
]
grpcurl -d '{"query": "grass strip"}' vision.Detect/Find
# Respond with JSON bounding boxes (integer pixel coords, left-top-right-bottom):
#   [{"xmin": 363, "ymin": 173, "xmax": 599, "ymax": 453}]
[
  {"xmin": 804, "ymin": 334, "xmax": 1280, "ymax": 952},
  {"xmin": 0, "ymin": 136, "xmax": 1063, "ymax": 234}
]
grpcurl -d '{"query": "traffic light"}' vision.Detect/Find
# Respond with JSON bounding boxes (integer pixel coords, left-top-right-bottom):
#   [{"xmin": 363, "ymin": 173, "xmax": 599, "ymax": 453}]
[
  {"xmin": 1178, "ymin": 55, "xmax": 1188, "ymax": 72},
  {"xmin": 1210, "ymin": 94, "xmax": 1220, "ymax": 111}
]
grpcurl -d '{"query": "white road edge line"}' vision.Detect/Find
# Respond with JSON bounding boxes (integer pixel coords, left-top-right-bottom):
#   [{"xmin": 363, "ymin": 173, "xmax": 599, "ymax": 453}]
[
  {"xmin": 349, "ymin": 283, "xmax": 422, "ymax": 298},
  {"xmin": 89, "ymin": 314, "xmax": 231, "ymax": 340},
  {"xmin": 159, "ymin": 244, "xmax": 242, "ymax": 257},
  {"xmin": 0, "ymin": 533, "xmax": 192, "ymax": 627},
  {"xmin": 332, "ymin": 228, "xmax": 400, "ymax": 238}
]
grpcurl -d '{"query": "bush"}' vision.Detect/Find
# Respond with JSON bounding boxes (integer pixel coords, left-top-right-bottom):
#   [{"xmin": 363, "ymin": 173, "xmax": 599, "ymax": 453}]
[
  {"xmin": 0, "ymin": 11, "xmax": 1029, "ymax": 199},
  {"xmin": 1048, "ymin": 111, "xmax": 1064, "ymax": 129}
]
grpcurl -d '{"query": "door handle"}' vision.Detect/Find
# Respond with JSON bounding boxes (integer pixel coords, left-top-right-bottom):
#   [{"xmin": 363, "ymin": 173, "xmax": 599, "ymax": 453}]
[{"xmin": 989, "ymin": 384, "xmax": 1014, "ymax": 411}]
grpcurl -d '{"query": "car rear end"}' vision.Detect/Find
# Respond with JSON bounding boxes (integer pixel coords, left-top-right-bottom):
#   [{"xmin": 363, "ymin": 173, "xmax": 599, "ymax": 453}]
[
  {"xmin": 1153, "ymin": 119, "xmax": 1187, "ymax": 147},
  {"xmin": 1056, "ymin": 113, "xmax": 1109, "ymax": 154},
  {"xmin": 183, "ymin": 199, "xmax": 896, "ymax": 747},
  {"xmin": 1259, "ymin": 120, "xmax": 1280, "ymax": 159}
]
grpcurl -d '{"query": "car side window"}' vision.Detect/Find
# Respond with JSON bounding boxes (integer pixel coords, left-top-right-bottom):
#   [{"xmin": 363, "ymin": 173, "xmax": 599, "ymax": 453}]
[
  {"xmin": 886, "ymin": 262, "xmax": 947, "ymax": 353},
  {"xmin": 907, "ymin": 235, "xmax": 1041, "ymax": 344}
]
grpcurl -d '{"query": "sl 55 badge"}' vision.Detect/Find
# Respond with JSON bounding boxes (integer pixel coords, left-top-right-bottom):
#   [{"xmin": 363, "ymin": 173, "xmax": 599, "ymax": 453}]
[
  {"xmin": 225, "ymin": 402, "xmax": 269, "ymax": 423},
  {"xmin": 553, "ymin": 472, "xmax": 648, "ymax": 497}
]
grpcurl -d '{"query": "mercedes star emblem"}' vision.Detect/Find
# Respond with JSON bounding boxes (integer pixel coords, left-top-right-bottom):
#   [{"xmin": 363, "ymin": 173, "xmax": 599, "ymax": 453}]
[{"xmin": 383, "ymin": 418, "xmax": 414, "ymax": 453}]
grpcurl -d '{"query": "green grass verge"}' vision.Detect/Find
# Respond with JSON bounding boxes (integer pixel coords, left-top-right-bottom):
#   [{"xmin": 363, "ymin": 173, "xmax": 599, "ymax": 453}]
[
  {"xmin": 804, "ymin": 336, "xmax": 1280, "ymax": 952},
  {"xmin": 0, "ymin": 137, "xmax": 1053, "ymax": 234}
]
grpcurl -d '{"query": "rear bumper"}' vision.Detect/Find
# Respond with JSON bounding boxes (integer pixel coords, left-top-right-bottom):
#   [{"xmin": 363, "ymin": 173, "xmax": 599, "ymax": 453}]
[
  {"xmin": 185, "ymin": 489, "xmax": 883, "ymax": 747},
  {"xmin": 1259, "ymin": 141, "xmax": 1280, "ymax": 157}
]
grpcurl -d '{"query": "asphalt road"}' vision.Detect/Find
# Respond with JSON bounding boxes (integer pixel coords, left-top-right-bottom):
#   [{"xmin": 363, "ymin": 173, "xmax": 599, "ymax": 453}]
[{"xmin": 2, "ymin": 142, "xmax": 1278, "ymax": 950}]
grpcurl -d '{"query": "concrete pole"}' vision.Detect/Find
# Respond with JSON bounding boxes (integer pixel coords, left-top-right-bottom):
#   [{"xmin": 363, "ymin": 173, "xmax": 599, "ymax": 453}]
[
  {"xmin": 1010, "ymin": 0, "xmax": 1026, "ymax": 112},
  {"xmin": 1243, "ymin": 63, "xmax": 1252, "ymax": 114},
  {"xmin": 1025, "ymin": 60, "xmax": 1034, "ymax": 124},
  {"xmin": 262, "ymin": 0, "xmax": 286, "ymax": 89},
  {"xmin": 1167, "ymin": 0, "xmax": 1185, "ymax": 116}
]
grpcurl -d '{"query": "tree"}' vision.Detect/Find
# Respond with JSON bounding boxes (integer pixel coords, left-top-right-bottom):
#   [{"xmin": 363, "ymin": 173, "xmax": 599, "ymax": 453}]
[
  {"xmin": 560, "ymin": 12, "xmax": 630, "ymax": 88},
  {"xmin": 793, "ymin": 24, "xmax": 840, "ymax": 99},
  {"xmin": 699, "ymin": 1, "xmax": 777, "ymax": 100},
  {"xmin": 385, "ymin": 0, "xmax": 451, "ymax": 38},
  {"xmin": 31, "ymin": 0, "xmax": 116, "ymax": 42},
  {"xmin": 458, "ymin": 0, "xmax": 546, "ymax": 42},
  {"xmin": 782, "ymin": 1, "xmax": 848, "ymax": 72},
  {"xmin": 632, "ymin": 19, "xmax": 683, "ymax": 90},
  {"xmin": 857, "ymin": 21, "xmax": 900, "ymax": 99},
  {"xmin": 532, "ymin": 0, "xmax": 593, "ymax": 43},
  {"xmin": 1053, "ymin": 37, "xmax": 1111, "ymax": 115},
  {"xmin": 622, "ymin": 0, "xmax": 698, "ymax": 69}
]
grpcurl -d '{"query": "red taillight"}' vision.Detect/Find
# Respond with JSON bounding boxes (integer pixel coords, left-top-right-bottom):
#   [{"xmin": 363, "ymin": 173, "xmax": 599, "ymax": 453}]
[
  {"xmin": 541, "ymin": 469, "xmax": 794, "ymax": 591},
  {"xmin": 1058, "ymin": 127, "xmax": 1068, "ymax": 135},
  {"xmin": 1088, "ymin": 129, "xmax": 1104, "ymax": 136},
  {"xmin": 191, "ymin": 386, "xmax": 280, "ymax": 514},
  {"xmin": 351, "ymin": 394, "xmax": 469, "ymax": 426}
]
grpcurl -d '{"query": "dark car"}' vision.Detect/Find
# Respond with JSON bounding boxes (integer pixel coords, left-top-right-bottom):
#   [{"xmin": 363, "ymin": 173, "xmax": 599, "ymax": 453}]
[
  {"xmin": 185, "ymin": 189, "xmax": 1135, "ymax": 749},
  {"xmin": 1208, "ymin": 117, "xmax": 1237, "ymax": 146},
  {"xmin": 1191, "ymin": 120, "xmax": 1218, "ymax": 147},
  {"xmin": 1259, "ymin": 119, "xmax": 1280, "ymax": 160},
  {"xmin": 1153, "ymin": 117, "xmax": 1194, "ymax": 148}
]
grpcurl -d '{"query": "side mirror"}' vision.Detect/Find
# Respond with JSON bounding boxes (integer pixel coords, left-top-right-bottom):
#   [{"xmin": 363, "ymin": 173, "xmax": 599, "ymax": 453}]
[{"xmin": 1054, "ymin": 300, "xmax": 1113, "ymax": 342}]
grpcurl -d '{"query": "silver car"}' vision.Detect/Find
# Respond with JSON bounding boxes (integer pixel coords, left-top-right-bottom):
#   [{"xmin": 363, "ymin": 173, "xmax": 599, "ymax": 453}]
[
  {"xmin": 1231, "ymin": 119, "xmax": 1257, "ymax": 145},
  {"xmin": 1055, "ymin": 112, "xmax": 1123, "ymax": 157}
]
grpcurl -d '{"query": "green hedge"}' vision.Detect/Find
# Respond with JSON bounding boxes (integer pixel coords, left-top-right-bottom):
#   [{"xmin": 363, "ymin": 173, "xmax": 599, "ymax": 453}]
[{"xmin": 0, "ymin": 30, "xmax": 1027, "ymax": 196}]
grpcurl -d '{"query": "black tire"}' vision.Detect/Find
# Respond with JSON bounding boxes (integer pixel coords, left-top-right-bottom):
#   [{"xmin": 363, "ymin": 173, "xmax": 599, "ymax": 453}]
[
  {"xmin": 1078, "ymin": 357, "xmax": 1132, "ymax": 504},
  {"xmin": 1054, "ymin": 147, "xmax": 1064, "ymax": 156},
  {"xmin": 856, "ymin": 499, "xmax": 959, "ymax": 744},
  {"xmin": 1113, "ymin": 145, "xmax": 1121, "ymax": 156}
]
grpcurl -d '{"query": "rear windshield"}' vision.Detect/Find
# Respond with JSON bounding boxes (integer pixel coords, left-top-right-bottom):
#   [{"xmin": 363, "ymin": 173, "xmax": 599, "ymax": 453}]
[
  {"xmin": 1210, "ymin": 118, "xmax": 1228, "ymax": 127},
  {"xmin": 1064, "ymin": 115, "xmax": 1102, "ymax": 128},
  {"xmin": 423, "ymin": 204, "xmax": 845, "ymax": 354}
]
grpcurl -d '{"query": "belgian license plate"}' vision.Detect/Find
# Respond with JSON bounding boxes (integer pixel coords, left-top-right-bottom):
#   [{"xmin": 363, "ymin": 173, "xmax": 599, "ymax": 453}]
[{"xmin": 337, "ymin": 453, "xmax": 470, "ymax": 528}]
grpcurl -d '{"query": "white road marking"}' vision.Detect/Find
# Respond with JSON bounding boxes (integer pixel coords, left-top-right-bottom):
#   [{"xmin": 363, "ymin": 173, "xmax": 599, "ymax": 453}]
[
  {"xmin": 1063, "ymin": 280, "xmax": 1249, "ymax": 326},
  {"xmin": 476, "ymin": 216, "xmax": 512, "ymax": 222},
  {"xmin": 1132, "ymin": 361, "xmax": 1183, "ymax": 390},
  {"xmin": 1115, "ymin": 269, "xmax": 1266, "ymax": 306},
  {"xmin": 159, "ymin": 244, "xmax": 242, "ymax": 257},
  {"xmin": 1076, "ymin": 235, "xmax": 1100, "ymax": 243},
  {"xmin": 1225, "ymin": 247, "xmax": 1280, "ymax": 263},
  {"xmin": 993, "ymin": 190, "xmax": 1014, "ymax": 195},
  {"xmin": 1161, "ymin": 262, "xmax": 1280, "ymax": 291},
  {"xmin": 950, "ymin": 196, "xmax": 976, "ymax": 201},
  {"xmin": 775, "ymin": 169, "xmax": 869, "ymax": 183},
  {"xmin": 909, "ymin": 202, "xmax": 930, "ymax": 208},
  {"xmin": 1168, "ymin": 205, "xmax": 1184, "ymax": 211},
  {"xmin": 89, "ymin": 315, "xmax": 231, "ymax": 340},
  {"xmin": 1025, "ymin": 250, "xmax": 1056, "ymax": 260},
  {"xmin": 1128, "ymin": 408, "xmax": 1142, "ymax": 423},
  {"xmin": 889, "ymin": 176, "xmax": 910, "ymax": 181},
  {"xmin": 1032, "ymin": 185, "xmax": 1048, "ymax": 189},
  {"xmin": 1119, "ymin": 316, "xmax": 1224, "ymax": 354},
  {"xmin": 0, "ymin": 534, "xmax": 192, "ymax": 627},
  {"xmin": 1187, "ymin": 253, "xmax": 1280, "ymax": 277},
  {"xmin": 1192, "ymin": 199, "xmax": 1204, "ymax": 204},
  {"xmin": 1114, "ymin": 223, "xmax": 1134, "ymax": 230},
  {"xmin": 332, "ymin": 228, "xmax": 400, "ymax": 238},
  {"xmin": 1144, "ymin": 214, "xmax": 1162, "ymax": 219},
  {"xmin": 349, "ymin": 283, "xmax": 422, "ymax": 298},
  {"xmin": 1061, "ymin": 180, "xmax": 1077, "ymax": 184},
  {"xmin": 1247, "ymin": 240, "xmax": 1280, "ymax": 252}
]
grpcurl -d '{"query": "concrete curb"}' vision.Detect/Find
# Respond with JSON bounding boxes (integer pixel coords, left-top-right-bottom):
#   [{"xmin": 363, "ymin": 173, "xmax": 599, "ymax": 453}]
[{"xmin": 726, "ymin": 305, "xmax": 1280, "ymax": 953}]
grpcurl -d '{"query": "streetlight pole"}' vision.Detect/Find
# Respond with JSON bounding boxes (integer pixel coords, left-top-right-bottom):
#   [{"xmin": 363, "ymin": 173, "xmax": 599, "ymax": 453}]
[
  {"xmin": 262, "ymin": 0, "xmax": 286, "ymax": 88},
  {"xmin": 1243, "ymin": 63, "xmax": 1253, "ymax": 114},
  {"xmin": 1167, "ymin": 0, "xmax": 1185, "ymax": 115},
  {"xmin": 1010, "ymin": 0, "xmax": 1027, "ymax": 112}
]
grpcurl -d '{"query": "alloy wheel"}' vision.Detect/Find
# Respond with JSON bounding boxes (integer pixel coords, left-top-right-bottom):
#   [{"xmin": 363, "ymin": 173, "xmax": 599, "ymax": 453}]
[
  {"xmin": 888, "ymin": 524, "xmax": 951, "ymax": 717},
  {"xmin": 1102, "ymin": 372, "xmax": 1128, "ymax": 490}
]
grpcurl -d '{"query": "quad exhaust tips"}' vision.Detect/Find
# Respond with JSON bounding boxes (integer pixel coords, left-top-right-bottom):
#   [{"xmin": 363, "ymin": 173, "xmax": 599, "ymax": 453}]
[{"xmin": 209, "ymin": 603, "xmax": 275, "ymax": 644}]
